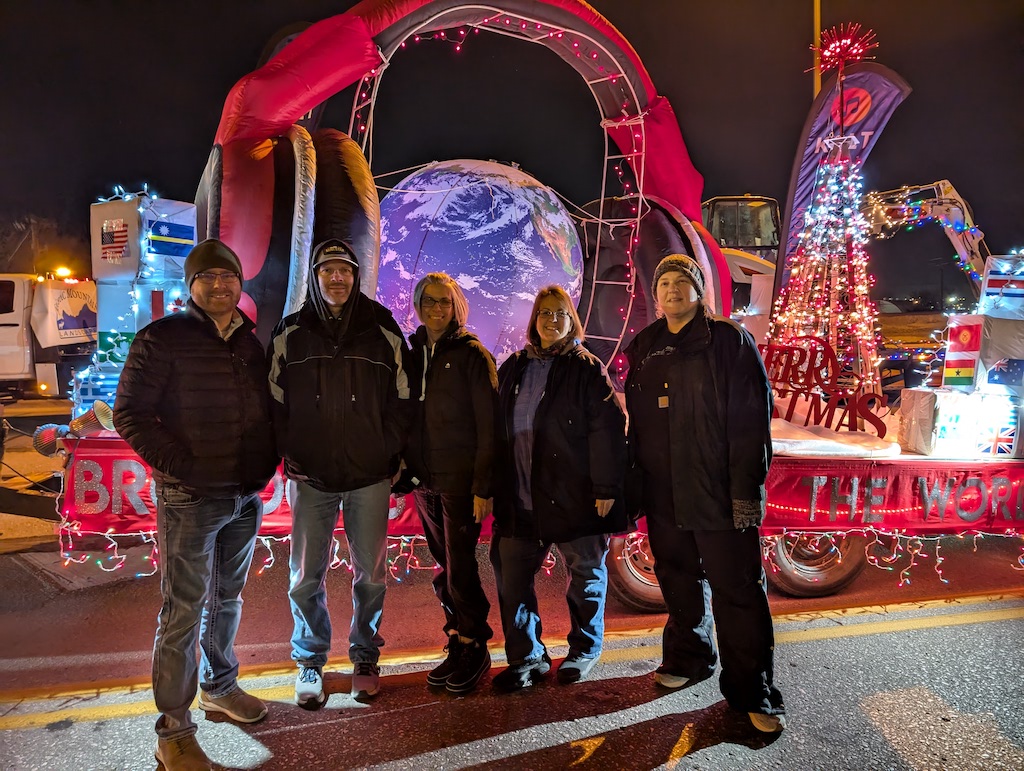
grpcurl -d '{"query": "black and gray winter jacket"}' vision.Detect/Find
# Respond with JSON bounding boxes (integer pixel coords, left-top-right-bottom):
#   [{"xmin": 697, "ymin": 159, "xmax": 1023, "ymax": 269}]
[{"xmin": 267, "ymin": 269, "xmax": 411, "ymax": 493}]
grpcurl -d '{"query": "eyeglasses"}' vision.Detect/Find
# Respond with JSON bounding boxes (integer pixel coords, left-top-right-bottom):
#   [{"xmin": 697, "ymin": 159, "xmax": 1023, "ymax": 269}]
[
  {"xmin": 538, "ymin": 309, "xmax": 570, "ymax": 321},
  {"xmin": 317, "ymin": 266, "xmax": 353, "ymax": 277},
  {"xmin": 194, "ymin": 272, "xmax": 240, "ymax": 285},
  {"xmin": 420, "ymin": 297, "xmax": 453, "ymax": 309}
]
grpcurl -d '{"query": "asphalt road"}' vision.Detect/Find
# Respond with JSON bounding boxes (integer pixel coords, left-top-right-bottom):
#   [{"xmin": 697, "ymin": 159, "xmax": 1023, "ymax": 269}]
[{"xmin": 0, "ymin": 533, "xmax": 1022, "ymax": 770}]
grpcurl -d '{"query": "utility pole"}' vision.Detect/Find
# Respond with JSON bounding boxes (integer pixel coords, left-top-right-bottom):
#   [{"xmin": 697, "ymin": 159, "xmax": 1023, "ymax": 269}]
[{"xmin": 813, "ymin": 0, "xmax": 821, "ymax": 97}]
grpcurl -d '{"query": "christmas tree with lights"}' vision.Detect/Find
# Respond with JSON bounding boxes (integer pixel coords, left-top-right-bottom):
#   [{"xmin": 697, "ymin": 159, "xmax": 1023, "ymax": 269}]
[{"xmin": 771, "ymin": 23, "xmax": 881, "ymax": 391}]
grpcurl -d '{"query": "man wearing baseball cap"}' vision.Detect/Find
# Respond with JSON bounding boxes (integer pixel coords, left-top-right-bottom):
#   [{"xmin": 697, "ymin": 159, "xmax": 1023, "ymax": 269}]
[
  {"xmin": 268, "ymin": 238, "xmax": 412, "ymax": 706},
  {"xmin": 114, "ymin": 239, "xmax": 278, "ymax": 769}
]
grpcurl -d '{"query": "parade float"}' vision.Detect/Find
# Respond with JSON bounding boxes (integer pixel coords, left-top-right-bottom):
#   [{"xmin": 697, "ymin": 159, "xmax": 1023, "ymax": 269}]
[{"xmin": 26, "ymin": 3, "xmax": 1021, "ymax": 608}]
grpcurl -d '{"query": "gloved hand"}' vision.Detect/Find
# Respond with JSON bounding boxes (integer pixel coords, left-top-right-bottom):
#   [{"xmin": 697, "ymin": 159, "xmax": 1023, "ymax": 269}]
[{"xmin": 391, "ymin": 468, "xmax": 421, "ymax": 496}]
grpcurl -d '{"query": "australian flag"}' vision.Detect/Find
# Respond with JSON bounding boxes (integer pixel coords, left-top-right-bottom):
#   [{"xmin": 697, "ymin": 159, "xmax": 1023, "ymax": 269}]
[
  {"xmin": 145, "ymin": 219, "xmax": 195, "ymax": 258},
  {"xmin": 988, "ymin": 358, "xmax": 1024, "ymax": 387}
]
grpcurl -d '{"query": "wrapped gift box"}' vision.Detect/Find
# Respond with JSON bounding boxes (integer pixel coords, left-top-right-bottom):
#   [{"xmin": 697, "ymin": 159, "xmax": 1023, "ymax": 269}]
[
  {"xmin": 943, "ymin": 314, "xmax": 982, "ymax": 390},
  {"xmin": 898, "ymin": 387, "xmax": 938, "ymax": 455},
  {"xmin": 899, "ymin": 388, "xmax": 1023, "ymax": 458},
  {"xmin": 975, "ymin": 315, "xmax": 1024, "ymax": 396},
  {"xmin": 979, "ymin": 255, "xmax": 1024, "ymax": 320}
]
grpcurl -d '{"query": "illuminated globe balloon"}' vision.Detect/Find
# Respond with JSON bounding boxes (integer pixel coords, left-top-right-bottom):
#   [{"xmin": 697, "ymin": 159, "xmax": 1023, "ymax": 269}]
[{"xmin": 376, "ymin": 159, "xmax": 583, "ymax": 362}]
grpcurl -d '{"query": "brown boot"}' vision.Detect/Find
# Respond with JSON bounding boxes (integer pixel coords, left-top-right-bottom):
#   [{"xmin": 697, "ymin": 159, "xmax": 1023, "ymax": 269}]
[{"xmin": 155, "ymin": 734, "xmax": 212, "ymax": 770}]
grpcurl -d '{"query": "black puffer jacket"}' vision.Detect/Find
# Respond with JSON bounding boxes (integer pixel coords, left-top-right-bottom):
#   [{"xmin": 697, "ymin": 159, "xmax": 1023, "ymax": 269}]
[
  {"xmin": 113, "ymin": 301, "xmax": 278, "ymax": 499},
  {"xmin": 268, "ymin": 292, "xmax": 412, "ymax": 493},
  {"xmin": 624, "ymin": 309, "xmax": 773, "ymax": 530},
  {"xmin": 494, "ymin": 344, "xmax": 627, "ymax": 542},
  {"xmin": 404, "ymin": 325, "xmax": 498, "ymax": 497}
]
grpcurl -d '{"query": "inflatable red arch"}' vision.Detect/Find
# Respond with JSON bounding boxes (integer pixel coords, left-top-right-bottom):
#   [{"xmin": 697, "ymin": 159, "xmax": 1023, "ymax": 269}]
[{"xmin": 196, "ymin": 0, "xmax": 731, "ymax": 331}]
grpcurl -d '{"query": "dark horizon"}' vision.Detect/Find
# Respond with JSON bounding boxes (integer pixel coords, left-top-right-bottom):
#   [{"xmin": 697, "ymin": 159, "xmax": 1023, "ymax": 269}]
[{"xmin": 1, "ymin": 1, "xmax": 1020, "ymax": 299}]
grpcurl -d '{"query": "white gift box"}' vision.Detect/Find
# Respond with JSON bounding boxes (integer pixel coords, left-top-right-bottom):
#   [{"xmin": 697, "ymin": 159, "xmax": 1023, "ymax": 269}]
[{"xmin": 899, "ymin": 387, "xmax": 1022, "ymax": 458}]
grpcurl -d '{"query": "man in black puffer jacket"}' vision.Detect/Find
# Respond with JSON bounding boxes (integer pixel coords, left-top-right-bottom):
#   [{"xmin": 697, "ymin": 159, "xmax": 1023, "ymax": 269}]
[
  {"xmin": 114, "ymin": 239, "xmax": 278, "ymax": 771},
  {"xmin": 268, "ymin": 238, "xmax": 412, "ymax": 706}
]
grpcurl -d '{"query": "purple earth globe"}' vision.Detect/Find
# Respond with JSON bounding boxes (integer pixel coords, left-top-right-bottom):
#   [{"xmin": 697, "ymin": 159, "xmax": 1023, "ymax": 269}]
[{"xmin": 376, "ymin": 159, "xmax": 583, "ymax": 362}]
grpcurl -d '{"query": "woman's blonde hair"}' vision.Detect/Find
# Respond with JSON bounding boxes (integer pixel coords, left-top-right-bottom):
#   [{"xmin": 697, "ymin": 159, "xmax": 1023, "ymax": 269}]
[
  {"xmin": 526, "ymin": 285, "xmax": 585, "ymax": 347},
  {"xmin": 412, "ymin": 272, "xmax": 470, "ymax": 327}
]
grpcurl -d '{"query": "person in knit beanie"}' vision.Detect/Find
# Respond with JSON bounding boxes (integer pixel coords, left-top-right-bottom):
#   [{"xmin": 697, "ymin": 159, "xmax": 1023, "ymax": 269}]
[
  {"xmin": 184, "ymin": 239, "xmax": 244, "ymax": 287},
  {"xmin": 624, "ymin": 250, "xmax": 785, "ymax": 734},
  {"xmin": 651, "ymin": 254, "xmax": 706, "ymax": 303}
]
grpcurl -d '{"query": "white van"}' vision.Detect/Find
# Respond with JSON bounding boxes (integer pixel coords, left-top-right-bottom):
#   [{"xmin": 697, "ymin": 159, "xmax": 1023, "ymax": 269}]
[{"xmin": 0, "ymin": 275, "xmax": 96, "ymax": 398}]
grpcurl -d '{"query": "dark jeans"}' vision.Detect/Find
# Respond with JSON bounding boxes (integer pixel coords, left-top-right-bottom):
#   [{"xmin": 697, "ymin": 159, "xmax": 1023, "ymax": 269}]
[
  {"xmin": 490, "ymin": 531, "xmax": 609, "ymax": 664},
  {"xmin": 153, "ymin": 487, "xmax": 263, "ymax": 740},
  {"xmin": 414, "ymin": 489, "xmax": 492, "ymax": 642},
  {"xmin": 646, "ymin": 514, "xmax": 785, "ymax": 716}
]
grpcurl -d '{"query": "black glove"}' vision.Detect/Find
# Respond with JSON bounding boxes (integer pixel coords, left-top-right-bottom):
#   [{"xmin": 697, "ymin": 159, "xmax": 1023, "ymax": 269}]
[{"xmin": 391, "ymin": 468, "xmax": 421, "ymax": 496}]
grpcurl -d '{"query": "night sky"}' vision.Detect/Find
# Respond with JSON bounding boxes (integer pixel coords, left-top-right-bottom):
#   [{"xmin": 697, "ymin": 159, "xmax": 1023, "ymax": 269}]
[{"xmin": 1, "ymin": 0, "xmax": 1021, "ymax": 299}]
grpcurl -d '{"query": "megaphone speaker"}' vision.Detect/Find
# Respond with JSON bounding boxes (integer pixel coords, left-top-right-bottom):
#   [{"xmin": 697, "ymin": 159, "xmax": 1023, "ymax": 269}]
[
  {"xmin": 67, "ymin": 401, "xmax": 115, "ymax": 438},
  {"xmin": 32, "ymin": 423, "xmax": 70, "ymax": 457}
]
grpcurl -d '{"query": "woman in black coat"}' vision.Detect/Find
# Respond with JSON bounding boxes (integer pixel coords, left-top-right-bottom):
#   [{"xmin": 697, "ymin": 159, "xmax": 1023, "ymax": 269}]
[
  {"xmin": 490, "ymin": 285, "xmax": 627, "ymax": 691},
  {"xmin": 624, "ymin": 255, "xmax": 786, "ymax": 733},
  {"xmin": 399, "ymin": 272, "xmax": 499, "ymax": 695}
]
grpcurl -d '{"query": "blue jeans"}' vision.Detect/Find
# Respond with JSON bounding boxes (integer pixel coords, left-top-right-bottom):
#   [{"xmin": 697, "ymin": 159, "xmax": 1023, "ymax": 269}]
[
  {"xmin": 489, "ymin": 532, "xmax": 609, "ymax": 664},
  {"xmin": 288, "ymin": 478, "xmax": 389, "ymax": 667},
  {"xmin": 152, "ymin": 487, "xmax": 263, "ymax": 740}
]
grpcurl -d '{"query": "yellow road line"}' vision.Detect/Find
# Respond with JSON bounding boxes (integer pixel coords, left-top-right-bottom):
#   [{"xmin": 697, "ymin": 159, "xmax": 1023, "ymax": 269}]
[
  {"xmin": 2, "ymin": 596, "xmax": 1022, "ymax": 731},
  {"xmin": 776, "ymin": 606, "xmax": 1024, "ymax": 643}
]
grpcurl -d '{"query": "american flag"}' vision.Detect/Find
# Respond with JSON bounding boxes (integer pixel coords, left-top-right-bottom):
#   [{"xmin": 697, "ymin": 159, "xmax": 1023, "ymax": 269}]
[
  {"xmin": 978, "ymin": 423, "xmax": 1016, "ymax": 456},
  {"xmin": 100, "ymin": 220, "xmax": 129, "ymax": 263}
]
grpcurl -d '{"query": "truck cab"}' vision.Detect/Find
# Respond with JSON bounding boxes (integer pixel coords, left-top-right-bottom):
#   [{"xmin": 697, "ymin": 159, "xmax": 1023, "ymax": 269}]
[{"xmin": 0, "ymin": 274, "xmax": 96, "ymax": 399}]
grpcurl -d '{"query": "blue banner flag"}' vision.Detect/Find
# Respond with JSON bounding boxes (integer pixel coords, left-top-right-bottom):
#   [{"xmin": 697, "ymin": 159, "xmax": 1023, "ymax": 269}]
[
  {"xmin": 772, "ymin": 63, "xmax": 912, "ymax": 301},
  {"xmin": 145, "ymin": 219, "xmax": 195, "ymax": 257}
]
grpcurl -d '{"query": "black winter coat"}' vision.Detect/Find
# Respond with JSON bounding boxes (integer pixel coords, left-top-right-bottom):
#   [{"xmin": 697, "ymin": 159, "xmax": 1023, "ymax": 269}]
[
  {"xmin": 624, "ymin": 310, "xmax": 773, "ymax": 530},
  {"xmin": 113, "ymin": 301, "xmax": 278, "ymax": 499},
  {"xmin": 494, "ymin": 344, "xmax": 628, "ymax": 542},
  {"xmin": 404, "ymin": 325, "xmax": 499, "ymax": 497},
  {"xmin": 267, "ymin": 295, "xmax": 412, "ymax": 493}
]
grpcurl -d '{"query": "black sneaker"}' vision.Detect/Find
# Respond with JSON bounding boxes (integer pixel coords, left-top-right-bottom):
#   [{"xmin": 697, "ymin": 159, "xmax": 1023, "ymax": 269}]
[
  {"xmin": 446, "ymin": 641, "xmax": 491, "ymax": 694},
  {"xmin": 492, "ymin": 653, "xmax": 552, "ymax": 693},
  {"xmin": 427, "ymin": 635, "xmax": 463, "ymax": 687}
]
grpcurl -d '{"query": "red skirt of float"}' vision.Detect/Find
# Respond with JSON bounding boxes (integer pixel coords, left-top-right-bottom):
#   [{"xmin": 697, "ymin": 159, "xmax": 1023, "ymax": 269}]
[{"xmin": 60, "ymin": 434, "xmax": 1023, "ymax": 538}]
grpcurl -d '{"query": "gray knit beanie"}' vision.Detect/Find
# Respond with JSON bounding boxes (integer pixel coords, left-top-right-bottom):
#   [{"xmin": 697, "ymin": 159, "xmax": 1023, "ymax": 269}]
[
  {"xmin": 184, "ymin": 239, "xmax": 243, "ymax": 287},
  {"xmin": 652, "ymin": 254, "xmax": 706, "ymax": 299}
]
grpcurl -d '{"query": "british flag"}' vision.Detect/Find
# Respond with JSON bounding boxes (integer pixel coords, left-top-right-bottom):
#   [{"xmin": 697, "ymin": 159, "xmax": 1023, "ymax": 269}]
[{"xmin": 978, "ymin": 423, "xmax": 1016, "ymax": 455}]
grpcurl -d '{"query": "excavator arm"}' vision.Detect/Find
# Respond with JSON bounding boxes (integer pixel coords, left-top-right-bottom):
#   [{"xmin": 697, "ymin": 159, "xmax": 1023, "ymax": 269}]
[{"xmin": 861, "ymin": 179, "xmax": 989, "ymax": 295}]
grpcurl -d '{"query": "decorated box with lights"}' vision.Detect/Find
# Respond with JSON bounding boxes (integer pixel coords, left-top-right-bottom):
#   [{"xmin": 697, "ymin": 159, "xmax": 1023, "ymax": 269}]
[
  {"xmin": 79, "ymin": 191, "xmax": 195, "ymax": 414},
  {"xmin": 899, "ymin": 387, "xmax": 1023, "ymax": 459},
  {"xmin": 979, "ymin": 255, "xmax": 1024, "ymax": 320}
]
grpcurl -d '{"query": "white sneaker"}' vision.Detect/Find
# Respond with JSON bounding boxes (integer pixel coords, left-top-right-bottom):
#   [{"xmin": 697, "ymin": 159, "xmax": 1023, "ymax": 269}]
[
  {"xmin": 295, "ymin": 666, "xmax": 327, "ymax": 709},
  {"xmin": 749, "ymin": 712, "xmax": 787, "ymax": 733},
  {"xmin": 653, "ymin": 669, "xmax": 690, "ymax": 689}
]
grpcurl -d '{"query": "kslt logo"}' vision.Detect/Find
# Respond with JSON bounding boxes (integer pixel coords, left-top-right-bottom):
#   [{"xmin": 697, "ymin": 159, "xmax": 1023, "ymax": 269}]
[{"xmin": 830, "ymin": 87, "xmax": 872, "ymax": 126}]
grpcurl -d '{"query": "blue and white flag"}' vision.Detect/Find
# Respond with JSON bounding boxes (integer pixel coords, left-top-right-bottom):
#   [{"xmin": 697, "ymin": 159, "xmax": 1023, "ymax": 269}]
[{"xmin": 145, "ymin": 219, "xmax": 195, "ymax": 257}]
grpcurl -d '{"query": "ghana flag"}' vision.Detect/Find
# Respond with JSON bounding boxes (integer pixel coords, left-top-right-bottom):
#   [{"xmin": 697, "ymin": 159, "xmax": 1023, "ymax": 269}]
[{"xmin": 943, "ymin": 357, "xmax": 977, "ymax": 386}]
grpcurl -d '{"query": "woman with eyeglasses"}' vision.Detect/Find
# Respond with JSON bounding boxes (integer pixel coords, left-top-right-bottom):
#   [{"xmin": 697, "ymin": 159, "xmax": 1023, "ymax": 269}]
[
  {"xmin": 398, "ymin": 272, "xmax": 500, "ymax": 694},
  {"xmin": 489, "ymin": 285, "xmax": 627, "ymax": 691}
]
